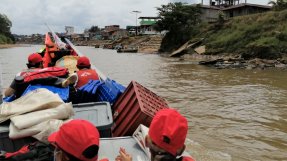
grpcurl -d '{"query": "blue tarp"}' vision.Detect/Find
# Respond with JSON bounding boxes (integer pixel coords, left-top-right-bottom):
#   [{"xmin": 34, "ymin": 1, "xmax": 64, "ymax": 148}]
[
  {"xmin": 22, "ymin": 85, "xmax": 69, "ymax": 102},
  {"xmin": 3, "ymin": 95, "xmax": 16, "ymax": 102}
]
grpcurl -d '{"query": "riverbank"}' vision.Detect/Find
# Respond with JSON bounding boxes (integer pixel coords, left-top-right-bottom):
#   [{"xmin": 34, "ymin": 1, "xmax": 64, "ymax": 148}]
[
  {"xmin": 190, "ymin": 10, "xmax": 287, "ymax": 59},
  {"xmin": 91, "ymin": 35, "xmax": 163, "ymax": 54},
  {"xmin": 164, "ymin": 10, "xmax": 287, "ymax": 69},
  {"xmin": 180, "ymin": 53, "xmax": 287, "ymax": 69},
  {"xmin": 0, "ymin": 44, "xmax": 18, "ymax": 49}
]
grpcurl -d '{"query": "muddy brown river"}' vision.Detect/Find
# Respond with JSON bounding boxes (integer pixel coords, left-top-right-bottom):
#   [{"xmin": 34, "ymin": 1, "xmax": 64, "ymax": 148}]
[{"xmin": 1, "ymin": 45, "xmax": 286, "ymax": 161}]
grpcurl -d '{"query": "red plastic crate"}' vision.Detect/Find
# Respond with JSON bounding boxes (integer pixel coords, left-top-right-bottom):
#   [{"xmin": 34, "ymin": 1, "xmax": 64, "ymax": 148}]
[{"xmin": 112, "ymin": 81, "xmax": 169, "ymax": 137}]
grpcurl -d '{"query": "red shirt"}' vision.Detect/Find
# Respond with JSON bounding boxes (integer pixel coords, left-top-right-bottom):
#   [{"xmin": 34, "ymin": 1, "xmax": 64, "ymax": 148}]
[{"xmin": 76, "ymin": 69, "xmax": 99, "ymax": 88}]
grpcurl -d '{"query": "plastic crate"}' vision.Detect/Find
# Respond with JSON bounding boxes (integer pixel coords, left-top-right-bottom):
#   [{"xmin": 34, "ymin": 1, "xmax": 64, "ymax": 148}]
[
  {"xmin": 112, "ymin": 81, "xmax": 169, "ymax": 137},
  {"xmin": 78, "ymin": 80, "xmax": 101, "ymax": 103},
  {"xmin": 0, "ymin": 125, "xmax": 36, "ymax": 152},
  {"xmin": 96, "ymin": 83, "xmax": 117, "ymax": 103},
  {"xmin": 98, "ymin": 136, "xmax": 149, "ymax": 161},
  {"xmin": 105, "ymin": 78, "xmax": 126, "ymax": 95},
  {"xmin": 73, "ymin": 102, "xmax": 113, "ymax": 138},
  {"xmin": 74, "ymin": 80, "xmax": 125, "ymax": 104}
]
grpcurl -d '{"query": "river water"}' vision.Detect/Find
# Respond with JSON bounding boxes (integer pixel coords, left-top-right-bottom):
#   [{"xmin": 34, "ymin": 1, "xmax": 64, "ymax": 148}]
[{"xmin": 0, "ymin": 45, "xmax": 287, "ymax": 161}]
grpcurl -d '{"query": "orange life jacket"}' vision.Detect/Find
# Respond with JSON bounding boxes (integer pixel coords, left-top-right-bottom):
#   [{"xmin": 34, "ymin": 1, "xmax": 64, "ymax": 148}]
[
  {"xmin": 20, "ymin": 67, "xmax": 68, "ymax": 83},
  {"xmin": 43, "ymin": 33, "xmax": 59, "ymax": 67},
  {"xmin": 76, "ymin": 69, "xmax": 99, "ymax": 88}
]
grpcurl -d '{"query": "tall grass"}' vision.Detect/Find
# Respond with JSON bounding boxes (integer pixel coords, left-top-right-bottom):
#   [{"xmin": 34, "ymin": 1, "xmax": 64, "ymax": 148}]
[{"xmin": 199, "ymin": 10, "xmax": 287, "ymax": 59}]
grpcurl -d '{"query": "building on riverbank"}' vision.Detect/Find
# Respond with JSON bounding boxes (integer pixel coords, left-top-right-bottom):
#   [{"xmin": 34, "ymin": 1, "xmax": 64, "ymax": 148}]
[
  {"xmin": 138, "ymin": 17, "xmax": 160, "ymax": 35},
  {"xmin": 101, "ymin": 25, "xmax": 128, "ymax": 40},
  {"xmin": 197, "ymin": 1, "xmax": 271, "ymax": 22},
  {"xmin": 221, "ymin": 3, "xmax": 271, "ymax": 18}
]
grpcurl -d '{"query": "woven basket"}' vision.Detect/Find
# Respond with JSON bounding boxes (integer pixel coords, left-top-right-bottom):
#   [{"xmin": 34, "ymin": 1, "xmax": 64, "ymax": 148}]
[{"xmin": 55, "ymin": 56, "xmax": 79, "ymax": 74}]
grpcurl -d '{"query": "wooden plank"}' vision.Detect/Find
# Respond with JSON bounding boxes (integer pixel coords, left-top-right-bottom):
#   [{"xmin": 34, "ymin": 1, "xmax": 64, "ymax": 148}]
[{"xmin": 169, "ymin": 38, "xmax": 204, "ymax": 57}]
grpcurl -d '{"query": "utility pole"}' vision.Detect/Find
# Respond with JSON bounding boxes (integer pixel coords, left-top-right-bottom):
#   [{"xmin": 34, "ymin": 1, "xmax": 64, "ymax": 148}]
[{"xmin": 132, "ymin": 10, "xmax": 141, "ymax": 36}]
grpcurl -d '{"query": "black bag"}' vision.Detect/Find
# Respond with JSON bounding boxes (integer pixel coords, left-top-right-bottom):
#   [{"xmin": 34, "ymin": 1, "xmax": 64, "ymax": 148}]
[{"xmin": 1, "ymin": 141, "xmax": 54, "ymax": 161}]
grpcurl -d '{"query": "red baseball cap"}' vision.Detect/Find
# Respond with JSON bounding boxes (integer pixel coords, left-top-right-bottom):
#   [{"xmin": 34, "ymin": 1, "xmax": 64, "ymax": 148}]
[
  {"xmin": 77, "ymin": 56, "xmax": 91, "ymax": 68},
  {"xmin": 28, "ymin": 53, "xmax": 42, "ymax": 64},
  {"xmin": 48, "ymin": 119, "xmax": 100, "ymax": 161},
  {"xmin": 148, "ymin": 109, "xmax": 188, "ymax": 156}
]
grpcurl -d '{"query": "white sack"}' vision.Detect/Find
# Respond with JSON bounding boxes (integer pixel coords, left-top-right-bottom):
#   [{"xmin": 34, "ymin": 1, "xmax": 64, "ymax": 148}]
[
  {"xmin": 11, "ymin": 102, "xmax": 74, "ymax": 130},
  {"xmin": 9, "ymin": 119, "xmax": 70, "ymax": 142},
  {"xmin": 33, "ymin": 119, "xmax": 72, "ymax": 143},
  {"xmin": 0, "ymin": 89, "xmax": 63, "ymax": 123}
]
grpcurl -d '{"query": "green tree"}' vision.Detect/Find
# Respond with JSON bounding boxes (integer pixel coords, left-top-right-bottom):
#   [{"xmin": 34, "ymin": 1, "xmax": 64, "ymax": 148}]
[
  {"xmin": 155, "ymin": 2, "xmax": 201, "ymax": 52},
  {"xmin": 269, "ymin": 0, "xmax": 287, "ymax": 11},
  {"xmin": 0, "ymin": 13, "xmax": 14, "ymax": 44},
  {"xmin": 88, "ymin": 25, "xmax": 100, "ymax": 33}
]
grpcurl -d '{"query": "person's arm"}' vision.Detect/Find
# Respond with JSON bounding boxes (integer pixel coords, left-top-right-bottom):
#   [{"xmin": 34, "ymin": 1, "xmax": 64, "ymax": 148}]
[
  {"xmin": 115, "ymin": 147, "xmax": 132, "ymax": 161},
  {"xmin": 4, "ymin": 80, "xmax": 17, "ymax": 97},
  {"xmin": 4, "ymin": 87, "xmax": 15, "ymax": 97}
]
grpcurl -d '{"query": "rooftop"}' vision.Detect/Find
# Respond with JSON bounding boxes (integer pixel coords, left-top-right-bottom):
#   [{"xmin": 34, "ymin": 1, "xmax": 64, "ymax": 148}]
[
  {"xmin": 221, "ymin": 3, "xmax": 272, "ymax": 10},
  {"xmin": 140, "ymin": 20, "xmax": 157, "ymax": 26},
  {"xmin": 138, "ymin": 17, "xmax": 160, "ymax": 19},
  {"xmin": 196, "ymin": 3, "xmax": 271, "ymax": 10}
]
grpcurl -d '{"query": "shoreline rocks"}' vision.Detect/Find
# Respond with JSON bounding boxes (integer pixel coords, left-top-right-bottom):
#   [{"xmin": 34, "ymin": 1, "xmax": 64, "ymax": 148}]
[{"xmin": 198, "ymin": 57, "xmax": 287, "ymax": 69}]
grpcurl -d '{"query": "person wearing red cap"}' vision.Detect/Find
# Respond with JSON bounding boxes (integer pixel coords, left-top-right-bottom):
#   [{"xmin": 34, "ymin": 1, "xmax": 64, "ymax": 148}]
[
  {"xmin": 48, "ymin": 119, "xmax": 108, "ymax": 161},
  {"xmin": 26, "ymin": 53, "xmax": 44, "ymax": 69},
  {"xmin": 116, "ymin": 109, "xmax": 195, "ymax": 161},
  {"xmin": 4, "ymin": 53, "xmax": 43, "ymax": 97},
  {"xmin": 62, "ymin": 56, "xmax": 99, "ymax": 89}
]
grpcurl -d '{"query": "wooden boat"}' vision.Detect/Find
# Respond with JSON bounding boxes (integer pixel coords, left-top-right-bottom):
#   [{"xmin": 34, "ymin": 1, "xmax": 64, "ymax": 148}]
[{"xmin": 0, "ymin": 30, "xmax": 192, "ymax": 160}]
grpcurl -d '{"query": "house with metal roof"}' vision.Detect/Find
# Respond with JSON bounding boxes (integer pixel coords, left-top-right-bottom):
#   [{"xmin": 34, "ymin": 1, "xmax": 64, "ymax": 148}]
[
  {"xmin": 221, "ymin": 3, "xmax": 271, "ymax": 18},
  {"xmin": 197, "ymin": 1, "xmax": 271, "ymax": 22},
  {"xmin": 138, "ymin": 17, "xmax": 160, "ymax": 35}
]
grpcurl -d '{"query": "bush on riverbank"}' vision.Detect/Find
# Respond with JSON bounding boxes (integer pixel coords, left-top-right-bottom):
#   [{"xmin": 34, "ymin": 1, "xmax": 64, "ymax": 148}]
[
  {"xmin": 0, "ymin": 34, "xmax": 13, "ymax": 44},
  {"xmin": 0, "ymin": 13, "xmax": 14, "ymax": 44},
  {"xmin": 201, "ymin": 10, "xmax": 287, "ymax": 59}
]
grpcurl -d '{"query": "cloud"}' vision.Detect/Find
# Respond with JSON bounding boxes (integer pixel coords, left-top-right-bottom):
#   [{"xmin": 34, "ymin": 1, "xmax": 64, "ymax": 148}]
[{"xmin": 0, "ymin": 0, "xmax": 269, "ymax": 34}]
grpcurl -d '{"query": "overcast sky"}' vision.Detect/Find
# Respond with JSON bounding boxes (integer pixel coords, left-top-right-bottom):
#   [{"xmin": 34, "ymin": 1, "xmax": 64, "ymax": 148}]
[{"xmin": 0, "ymin": 0, "xmax": 270, "ymax": 35}]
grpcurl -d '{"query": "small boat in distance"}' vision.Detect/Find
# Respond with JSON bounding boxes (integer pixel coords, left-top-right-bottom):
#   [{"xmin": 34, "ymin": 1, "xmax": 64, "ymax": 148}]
[{"xmin": 117, "ymin": 48, "xmax": 138, "ymax": 53}]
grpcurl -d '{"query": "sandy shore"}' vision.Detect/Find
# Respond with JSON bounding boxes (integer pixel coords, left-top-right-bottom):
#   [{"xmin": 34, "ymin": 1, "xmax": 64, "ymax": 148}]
[{"xmin": 0, "ymin": 44, "xmax": 21, "ymax": 49}]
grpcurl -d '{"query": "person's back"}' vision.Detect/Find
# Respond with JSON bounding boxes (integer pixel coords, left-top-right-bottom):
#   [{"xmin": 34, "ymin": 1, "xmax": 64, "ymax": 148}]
[
  {"xmin": 61, "ymin": 56, "xmax": 100, "ymax": 89},
  {"xmin": 116, "ymin": 109, "xmax": 195, "ymax": 161},
  {"xmin": 75, "ymin": 56, "xmax": 99, "ymax": 88},
  {"xmin": 4, "ymin": 53, "xmax": 43, "ymax": 97},
  {"xmin": 76, "ymin": 68, "xmax": 99, "ymax": 88}
]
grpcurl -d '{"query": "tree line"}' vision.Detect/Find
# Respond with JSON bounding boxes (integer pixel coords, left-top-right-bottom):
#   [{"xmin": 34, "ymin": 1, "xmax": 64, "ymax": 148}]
[{"xmin": 0, "ymin": 13, "xmax": 14, "ymax": 44}]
